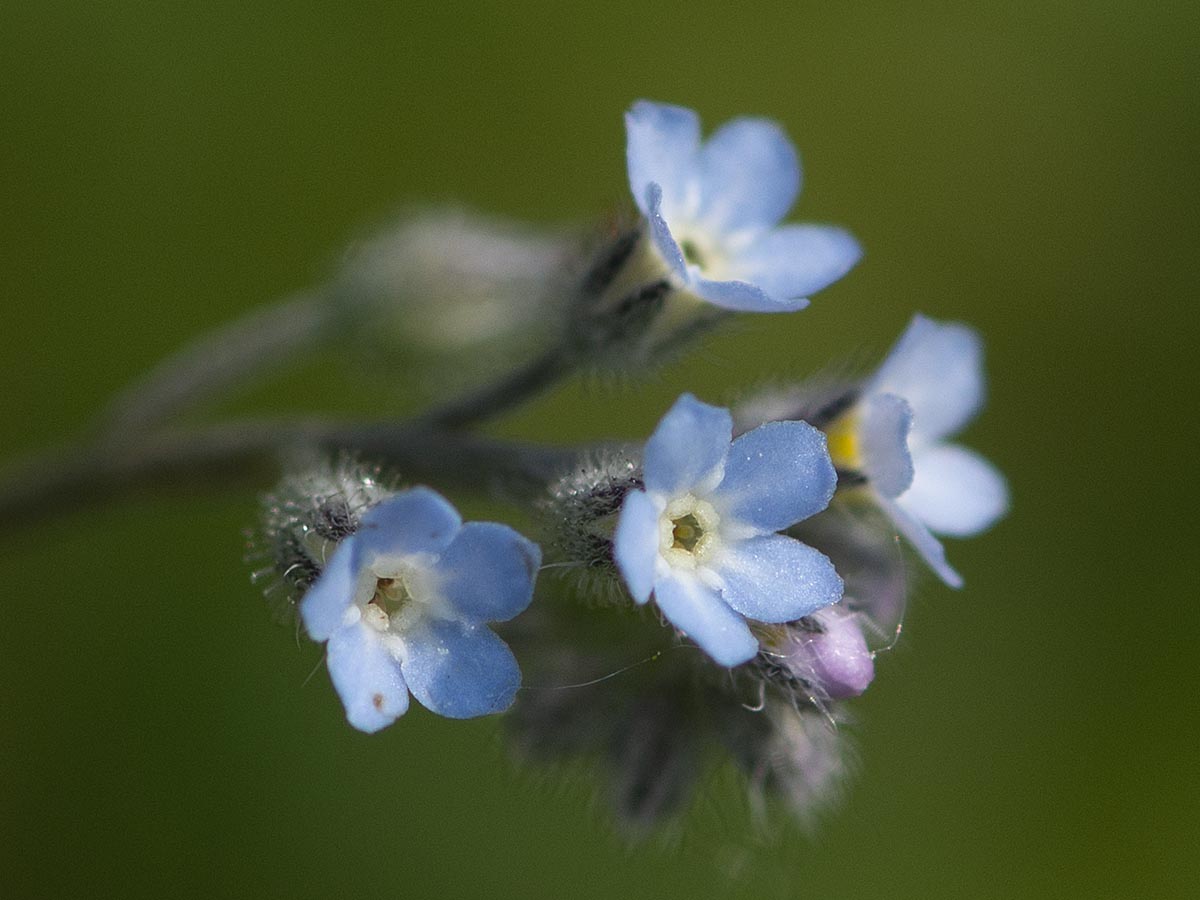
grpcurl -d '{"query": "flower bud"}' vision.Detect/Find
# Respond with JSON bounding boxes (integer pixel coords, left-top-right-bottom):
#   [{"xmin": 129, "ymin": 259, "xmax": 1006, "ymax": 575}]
[
  {"xmin": 567, "ymin": 223, "xmax": 730, "ymax": 372},
  {"xmin": 249, "ymin": 456, "xmax": 390, "ymax": 618},
  {"xmin": 328, "ymin": 208, "xmax": 575, "ymax": 400},
  {"xmin": 539, "ymin": 446, "xmax": 642, "ymax": 581},
  {"xmin": 760, "ymin": 608, "xmax": 875, "ymax": 700}
]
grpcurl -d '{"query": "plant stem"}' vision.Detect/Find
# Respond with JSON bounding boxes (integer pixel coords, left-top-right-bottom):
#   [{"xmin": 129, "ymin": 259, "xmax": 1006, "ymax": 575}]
[
  {"xmin": 0, "ymin": 419, "xmax": 579, "ymax": 528},
  {"xmin": 413, "ymin": 346, "xmax": 575, "ymax": 429}
]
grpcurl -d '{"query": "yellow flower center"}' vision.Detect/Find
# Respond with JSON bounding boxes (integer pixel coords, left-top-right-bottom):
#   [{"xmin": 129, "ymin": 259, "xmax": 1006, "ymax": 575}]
[
  {"xmin": 660, "ymin": 494, "xmax": 720, "ymax": 569},
  {"xmin": 671, "ymin": 513, "xmax": 703, "ymax": 552},
  {"xmin": 824, "ymin": 410, "xmax": 863, "ymax": 471}
]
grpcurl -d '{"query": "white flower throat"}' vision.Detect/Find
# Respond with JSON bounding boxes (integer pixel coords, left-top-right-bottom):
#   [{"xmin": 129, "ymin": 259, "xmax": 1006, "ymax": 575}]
[
  {"xmin": 371, "ymin": 576, "xmax": 411, "ymax": 614},
  {"xmin": 677, "ymin": 230, "xmax": 733, "ymax": 281},
  {"xmin": 360, "ymin": 561, "xmax": 437, "ymax": 633},
  {"xmin": 659, "ymin": 494, "xmax": 720, "ymax": 569}
]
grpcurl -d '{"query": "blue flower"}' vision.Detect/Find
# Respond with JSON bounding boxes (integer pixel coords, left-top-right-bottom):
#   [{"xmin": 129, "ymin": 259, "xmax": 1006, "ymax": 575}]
[
  {"xmin": 824, "ymin": 314, "xmax": 1009, "ymax": 587},
  {"xmin": 625, "ymin": 100, "xmax": 861, "ymax": 313},
  {"xmin": 613, "ymin": 394, "xmax": 843, "ymax": 667},
  {"xmin": 299, "ymin": 487, "xmax": 541, "ymax": 732}
]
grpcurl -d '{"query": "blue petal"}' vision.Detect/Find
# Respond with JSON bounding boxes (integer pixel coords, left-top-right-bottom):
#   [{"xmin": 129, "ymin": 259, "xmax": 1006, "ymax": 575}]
[
  {"xmin": 434, "ymin": 522, "xmax": 541, "ymax": 624},
  {"xmin": 613, "ymin": 489, "xmax": 661, "ymax": 604},
  {"xmin": 325, "ymin": 622, "xmax": 409, "ymax": 733},
  {"xmin": 643, "ymin": 393, "xmax": 732, "ymax": 498},
  {"xmin": 402, "ymin": 618, "xmax": 521, "ymax": 718},
  {"xmin": 859, "ymin": 393, "xmax": 915, "ymax": 498},
  {"xmin": 731, "ymin": 225, "xmax": 861, "ymax": 303},
  {"xmin": 300, "ymin": 540, "xmax": 361, "ymax": 642},
  {"xmin": 879, "ymin": 496, "xmax": 963, "ymax": 589},
  {"xmin": 696, "ymin": 117, "xmax": 800, "ymax": 234},
  {"xmin": 712, "ymin": 420, "xmax": 836, "ymax": 535},
  {"xmin": 653, "ymin": 571, "xmax": 759, "ymax": 667},
  {"xmin": 690, "ymin": 274, "xmax": 807, "ymax": 313},
  {"xmin": 713, "ymin": 534, "xmax": 842, "ymax": 623},
  {"xmin": 869, "ymin": 315, "xmax": 985, "ymax": 443},
  {"xmin": 645, "ymin": 182, "xmax": 687, "ymax": 278},
  {"xmin": 354, "ymin": 487, "xmax": 462, "ymax": 562},
  {"xmin": 902, "ymin": 444, "xmax": 1009, "ymax": 537},
  {"xmin": 625, "ymin": 101, "xmax": 701, "ymax": 219}
]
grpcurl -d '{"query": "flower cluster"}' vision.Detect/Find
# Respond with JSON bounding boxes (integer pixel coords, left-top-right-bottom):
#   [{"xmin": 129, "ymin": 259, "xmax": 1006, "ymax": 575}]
[{"xmin": 27, "ymin": 98, "xmax": 1009, "ymax": 829}]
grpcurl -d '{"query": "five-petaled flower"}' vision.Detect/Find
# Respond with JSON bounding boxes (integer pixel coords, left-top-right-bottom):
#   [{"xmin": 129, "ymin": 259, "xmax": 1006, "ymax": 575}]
[
  {"xmin": 300, "ymin": 487, "xmax": 541, "ymax": 732},
  {"xmin": 823, "ymin": 314, "xmax": 1009, "ymax": 587},
  {"xmin": 625, "ymin": 100, "xmax": 861, "ymax": 313},
  {"xmin": 613, "ymin": 394, "xmax": 844, "ymax": 667}
]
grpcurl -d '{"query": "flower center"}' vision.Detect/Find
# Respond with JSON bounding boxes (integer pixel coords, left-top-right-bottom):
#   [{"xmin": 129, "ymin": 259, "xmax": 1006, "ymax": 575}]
[
  {"xmin": 671, "ymin": 513, "xmax": 703, "ymax": 552},
  {"xmin": 660, "ymin": 495, "xmax": 720, "ymax": 569},
  {"xmin": 358, "ymin": 572, "xmax": 420, "ymax": 634},
  {"xmin": 371, "ymin": 577, "xmax": 412, "ymax": 614},
  {"xmin": 680, "ymin": 238, "xmax": 707, "ymax": 269},
  {"xmin": 358, "ymin": 557, "xmax": 446, "ymax": 635}
]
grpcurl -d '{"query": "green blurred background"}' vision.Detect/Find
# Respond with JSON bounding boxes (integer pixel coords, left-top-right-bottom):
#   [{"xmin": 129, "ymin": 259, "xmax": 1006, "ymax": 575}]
[{"xmin": 2, "ymin": 2, "xmax": 1197, "ymax": 897}]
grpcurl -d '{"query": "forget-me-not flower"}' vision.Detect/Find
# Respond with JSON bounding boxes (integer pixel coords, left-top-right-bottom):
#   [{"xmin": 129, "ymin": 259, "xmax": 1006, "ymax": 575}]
[
  {"xmin": 824, "ymin": 314, "xmax": 1009, "ymax": 587},
  {"xmin": 613, "ymin": 394, "xmax": 843, "ymax": 667},
  {"xmin": 625, "ymin": 100, "xmax": 861, "ymax": 313},
  {"xmin": 300, "ymin": 486, "xmax": 541, "ymax": 732}
]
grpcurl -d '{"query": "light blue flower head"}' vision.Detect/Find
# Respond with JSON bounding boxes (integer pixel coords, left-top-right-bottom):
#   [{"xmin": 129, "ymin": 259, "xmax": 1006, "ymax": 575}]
[
  {"xmin": 625, "ymin": 100, "xmax": 862, "ymax": 313},
  {"xmin": 828, "ymin": 314, "xmax": 1009, "ymax": 587},
  {"xmin": 299, "ymin": 487, "xmax": 541, "ymax": 732},
  {"xmin": 613, "ymin": 394, "xmax": 844, "ymax": 667}
]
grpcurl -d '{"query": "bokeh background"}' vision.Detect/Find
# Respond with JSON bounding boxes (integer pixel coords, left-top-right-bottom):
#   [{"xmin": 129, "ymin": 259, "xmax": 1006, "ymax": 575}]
[{"xmin": 2, "ymin": 2, "xmax": 1197, "ymax": 898}]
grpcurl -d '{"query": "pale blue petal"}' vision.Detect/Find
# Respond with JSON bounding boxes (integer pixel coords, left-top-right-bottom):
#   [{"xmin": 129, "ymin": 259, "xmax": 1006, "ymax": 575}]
[
  {"xmin": 696, "ymin": 117, "xmax": 800, "ymax": 234},
  {"xmin": 643, "ymin": 394, "xmax": 732, "ymax": 498},
  {"xmin": 731, "ymin": 225, "xmax": 861, "ymax": 303},
  {"xmin": 859, "ymin": 393, "xmax": 915, "ymax": 498},
  {"xmin": 653, "ymin": 571, "xmax": 759, "ymax": 667},
  {"xmin": 712, "ymin": 420, "xmax": 836, "ymax": 534},
  {"xmin": 690, "ymin": 273, "xmax": 807, "ymax": 312},
  {"xmin": 613, "ymin": 490, "xmax": 661, "ymax": 604},
  {"xmin": 713, "ymin": 534, "xmax": 842, "ymax": 623},
  {"xmin": 325, "ymin": 622, "xmax": 409, "ymax": 733},
  {"xmin": 645, "ymin": 182, "xmax": 687, "ymax": 278},
  {"xmin": 902, "ymin": 444, "xmax": 1009, "ymax": 537},
  {"xmin": 434, "ymin": 522, "xmax": 541, "ymax": 624},
  {"xmin": 626, "ymin": 101, "xmax": 701, "ymax": 218},
  {"xmin": 879, "ymin": 496, "xmax": 963, "ymax": 589},
  {"xmin": 869, "ymin": 315, "xmax": 985, "ymax": 443},
  {"xmin": 402, "ymin": 618, "xmax": 521, "ymax": 718},
  {"xmin": 300, "ymin": 540, "xmax": 360, "ymax": 642},
  {"xmin": 354, "ymin": 487, "xmax": 462, "ymax": 561}
]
